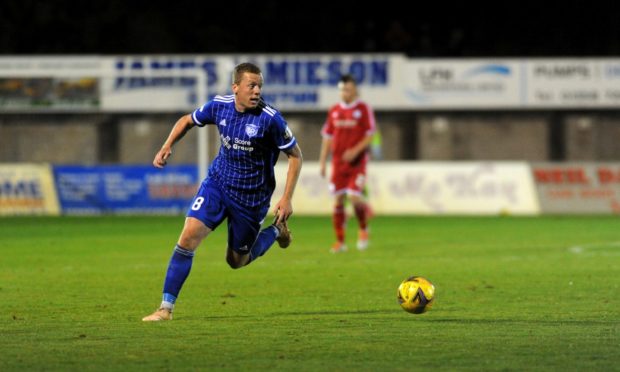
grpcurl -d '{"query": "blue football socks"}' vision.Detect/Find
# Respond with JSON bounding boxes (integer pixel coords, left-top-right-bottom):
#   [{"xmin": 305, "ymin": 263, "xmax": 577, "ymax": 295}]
[
  {"xmin": 248, "ymin": 225, "xmax": 278, "ymax": 263},
  {"xmin": 161, "ymin": 244, "xmax": 195, "ymax": 310}
]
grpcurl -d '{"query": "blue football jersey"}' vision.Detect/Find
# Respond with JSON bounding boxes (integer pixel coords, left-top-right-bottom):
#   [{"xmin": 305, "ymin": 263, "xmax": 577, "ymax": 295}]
[{"xmin": 191, "ymin": 95, "xmax": 297, "ymax": 208}]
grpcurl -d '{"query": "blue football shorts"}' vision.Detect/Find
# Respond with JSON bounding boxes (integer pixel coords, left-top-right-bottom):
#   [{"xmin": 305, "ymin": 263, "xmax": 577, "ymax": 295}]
[{"xmin": 186, "ymin": 178, "xmax": 270, "ymax": 255}]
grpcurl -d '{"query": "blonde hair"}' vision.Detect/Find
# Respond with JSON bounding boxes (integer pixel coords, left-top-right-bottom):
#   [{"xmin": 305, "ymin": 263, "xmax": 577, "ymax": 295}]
[{"xmin": 232, "ymin": 62, "xmax": 262, "ymax": 84}]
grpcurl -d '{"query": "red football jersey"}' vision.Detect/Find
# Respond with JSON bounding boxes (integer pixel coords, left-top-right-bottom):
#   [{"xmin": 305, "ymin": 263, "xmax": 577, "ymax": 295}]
[{"xmin": 321, "ymin": 99, "xmax": 376, "ymax": 172}]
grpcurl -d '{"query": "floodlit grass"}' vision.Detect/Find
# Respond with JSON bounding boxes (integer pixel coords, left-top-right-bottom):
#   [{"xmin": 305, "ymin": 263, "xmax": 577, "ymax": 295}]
[{"xmin": 1, "ymin": 215, "xmax": 618, "ymax": 371}]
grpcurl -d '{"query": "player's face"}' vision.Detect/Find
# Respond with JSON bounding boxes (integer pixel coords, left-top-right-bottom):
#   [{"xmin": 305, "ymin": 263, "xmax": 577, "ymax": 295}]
[
  {"xmin": 338, "ymin": 81, "xmax": 357, "ymax": 104},
  {"xmin": 233, "ymin": 72, "xmax": 263, "ymax": 112}
]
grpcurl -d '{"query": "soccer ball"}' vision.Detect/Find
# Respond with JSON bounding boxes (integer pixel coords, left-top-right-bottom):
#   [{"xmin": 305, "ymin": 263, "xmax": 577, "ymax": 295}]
[{"xmin": 397, "ymin": 276, "xmax": 435, "ymax": 314}]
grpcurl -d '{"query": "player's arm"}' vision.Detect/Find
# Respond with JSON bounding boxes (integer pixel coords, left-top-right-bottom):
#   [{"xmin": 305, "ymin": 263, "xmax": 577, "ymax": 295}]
[
  {"xmin": 342, "ymin": 134, "xmax": 373, "ymax": 163},
  {"xmin": 153, "ymin": 114, "xmax": 196, "ymax": 168},
  {"xmin": 274, "ymin": 143, "xmax": 303, "ymax": 224},
  {"xmin": 318, "ymin": 136, "xmax": 332, "ymax": 178}
]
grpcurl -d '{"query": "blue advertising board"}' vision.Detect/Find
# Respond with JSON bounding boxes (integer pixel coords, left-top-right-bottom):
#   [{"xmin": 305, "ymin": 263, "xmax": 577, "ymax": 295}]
[{"xmin": 53, "ymin": 165, "xmax": 198, "ymax": 214}]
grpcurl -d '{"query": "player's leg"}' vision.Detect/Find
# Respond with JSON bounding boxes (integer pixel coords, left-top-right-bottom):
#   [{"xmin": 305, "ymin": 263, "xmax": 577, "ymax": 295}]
[
  {"xmin": 224, "ymin": 213, "xmax": 263, "ymax": 269},
  {"xmin": 225, "ymin": 202, "xmax": 291, "ymax": 268},
  {"xmin": 163, "ymin": 217, "xmax": 211, "ymax": 305},
  {"xmin": 362, "ymin": 183, "xmax": 374, "ymax": 220},
  {"xmin": 331, "ymin": 192, "xmax": 348, "ymax": 253},
  {"xmin": 349, "ymin": 194, "xmax": 370, "ymax": 250},
  {"xmin": 348, "ymin": 172, "xmax": 370, "ymax": 250},
  {"xmin": 142, "ymin": 217, "xmax": 211, "ymax": 321},
  {"xmin": 143, "ymin": 180, "xmax": 225, "ymax": 321},
  {"xmin": 329, "ymin": 169, "xmax": 348, "ymax": 253}
]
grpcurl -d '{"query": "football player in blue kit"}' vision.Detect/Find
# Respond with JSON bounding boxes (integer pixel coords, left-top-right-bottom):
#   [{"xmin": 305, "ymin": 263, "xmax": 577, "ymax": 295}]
[{"xmin": 143, "ymin": 62, "xmax": 303, "ymax": 321}]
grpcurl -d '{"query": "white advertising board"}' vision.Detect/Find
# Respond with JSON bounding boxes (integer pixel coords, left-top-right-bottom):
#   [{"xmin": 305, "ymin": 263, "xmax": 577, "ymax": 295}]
[
  {"xmin": 273, "ymin": 162, "xmax": 540, "ymax": 215},
  {"xmin": 526, "ymin": 59, "xmax": 620, "ymax": 108},
  {"xmin": 2, "ymin": 56, "xmax": 620, "ymax": 111},
  {"xmin": 401, "ymin": 59, "xmax": 522, "ymax": 108}
]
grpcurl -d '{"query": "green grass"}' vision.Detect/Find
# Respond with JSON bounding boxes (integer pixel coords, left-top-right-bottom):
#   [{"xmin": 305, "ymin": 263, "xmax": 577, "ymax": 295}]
[{"xmin": 1, "ymin": 215, "xmax": 619, "ymax": 371}]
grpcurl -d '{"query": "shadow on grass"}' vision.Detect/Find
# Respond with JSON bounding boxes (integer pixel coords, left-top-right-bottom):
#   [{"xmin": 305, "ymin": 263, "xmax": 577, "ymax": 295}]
[
  {"xmin": 268, "ymin": 309, "xmax": 399, "ymax": 317},
  {"xmin": 175, "ymin": 311, "xmax": 619, "ymax": 327},
  {"xmin": 175, "ymin": 309, "xmax": 400, "ymax": 321},
  {"xmin": 425, "ymin": 318, "xmax": 618, "ymax": 326}
]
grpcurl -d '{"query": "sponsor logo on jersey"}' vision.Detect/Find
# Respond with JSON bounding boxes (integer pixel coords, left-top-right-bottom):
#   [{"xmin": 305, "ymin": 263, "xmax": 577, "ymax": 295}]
[
  {"xmin": 233, "ymin": 138, "xmax": 254, "ymax": 152},
  {"xmin": 334, "ymin": 119, "xmax": 357, "ymax": 127},
  {"xmin": 220, "ymin": 135, "xmax": 232, "ymax": 149}
]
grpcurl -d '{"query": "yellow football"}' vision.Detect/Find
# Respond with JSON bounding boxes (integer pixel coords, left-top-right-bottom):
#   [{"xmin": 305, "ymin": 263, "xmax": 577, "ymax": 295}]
[{"xmin": 397, "ymin": 276, "xmax": 435, "ymax": 314}]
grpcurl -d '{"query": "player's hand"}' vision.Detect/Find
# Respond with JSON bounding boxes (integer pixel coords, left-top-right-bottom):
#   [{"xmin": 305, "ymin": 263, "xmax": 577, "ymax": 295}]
[
  {"xmin": 153, "ymin": 148, "xmax": 172, "ymax": 168},
  {"xmin": 273, "ymin": 198, "xmax": 293, "ymax": 224},
  {"xmin": 319, "ymin": 163, "xmax": 326, "ymax": 178},
  {"xmin": 343, "ymin": 149, "xmax": 357, "ymax": 163}
]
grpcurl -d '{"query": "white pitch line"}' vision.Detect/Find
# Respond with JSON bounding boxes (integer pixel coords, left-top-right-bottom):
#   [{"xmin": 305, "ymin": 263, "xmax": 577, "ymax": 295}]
[{"xmin": 568, "ymin": 241, "xmax": 620, "ymax": 254}]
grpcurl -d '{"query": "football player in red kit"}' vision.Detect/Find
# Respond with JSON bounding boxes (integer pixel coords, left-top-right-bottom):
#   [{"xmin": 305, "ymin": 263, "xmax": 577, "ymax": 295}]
[{"xmin": 319, "ymin": 74, "xmax": 376, "ymax": 253}]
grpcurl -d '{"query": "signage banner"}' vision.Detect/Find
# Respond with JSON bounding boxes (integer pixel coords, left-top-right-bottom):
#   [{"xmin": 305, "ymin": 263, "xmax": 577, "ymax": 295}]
[
  {"xmin": 532, "ymin": 163, "xmax": 620, "ymax": 213},
  {"xmin": 402, "ymin": 60, "xmax": 521, "ymax": 108},
  {"xmin": 53, "ymin": 165, "xmax": 198, "ymax": 214},
  {"xmin": 0, "ymin": 164, "xmax": 60, "ymax": 215},
  {"xmin": 106, "ymin": 54, "xmax": 404, "ymax": 111},
  {"xmin": 2, "ymin": 56, "xmax": 620, "ymax": 111},
  {"xmin": 526, "ymin": 59, "xmax": 620, "ymax": 107},
  {"xmin": 273, "ymin": 162, "xmax": 540, "ymax": 215}
]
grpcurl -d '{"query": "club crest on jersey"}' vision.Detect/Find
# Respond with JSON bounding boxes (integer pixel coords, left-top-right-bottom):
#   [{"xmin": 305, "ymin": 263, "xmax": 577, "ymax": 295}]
[
  {"xmin": 353, "ymin": 110, "xmax": 362, "ymax": 119},
  {"xmin": 245, "ymin": 124, "xmax": 259, "ymax": 138}
]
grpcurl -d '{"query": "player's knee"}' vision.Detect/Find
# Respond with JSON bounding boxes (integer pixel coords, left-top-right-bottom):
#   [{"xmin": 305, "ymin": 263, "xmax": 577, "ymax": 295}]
[
  {"xmin": 226, "ymin": 250, "xmax": 247, "ymax": 269},
  {"xmin": 349, "ymin": 194, "xmax": 363, "ymax": 205},
  {"xmin": 226, "ymin": 257, "xmax": 244, "ymax": 269},
  {"xmin": 178, "ymin": 232, "xmax": 203, "ymax": 250}
]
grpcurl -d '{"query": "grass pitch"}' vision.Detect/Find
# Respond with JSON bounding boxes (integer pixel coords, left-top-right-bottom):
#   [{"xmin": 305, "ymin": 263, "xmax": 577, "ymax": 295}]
[{"xmin": 1, "ymin": 215, "xmax": 618, "ymax": 371}]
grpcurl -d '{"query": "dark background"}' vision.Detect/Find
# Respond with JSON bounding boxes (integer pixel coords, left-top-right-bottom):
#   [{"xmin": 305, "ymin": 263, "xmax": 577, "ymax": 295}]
[{"xmin": 1, "ymin": 0, "xmax": 619, "ymax": 56}]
